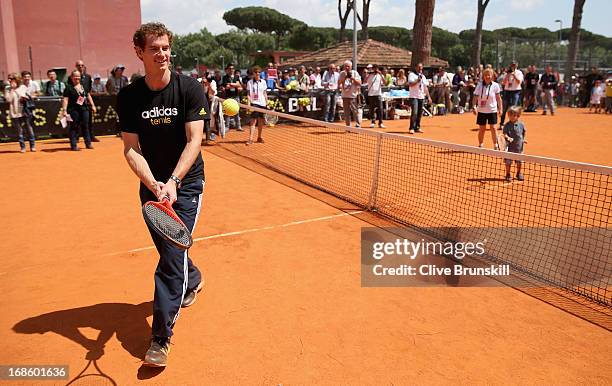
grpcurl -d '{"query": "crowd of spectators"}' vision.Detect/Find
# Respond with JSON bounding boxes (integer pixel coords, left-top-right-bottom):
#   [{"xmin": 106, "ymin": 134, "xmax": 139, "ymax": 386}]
[
  {"xmin": 411, "ymin": 63, "xmax": 612, "ymax": 115},
  {"xmin": 196, "ymin": 59, "xmax": 610, "ymax": 154},
  {"xmin": 1, "ymin": 59, "xmax": 138, "ymax": 151},
  {"xmin": 2, "ymin": 55, "xmax": 610, "ymax": 152},
  {"xmin": 1, "ymin": 60, "xmax": 139, "ymax": 100}
]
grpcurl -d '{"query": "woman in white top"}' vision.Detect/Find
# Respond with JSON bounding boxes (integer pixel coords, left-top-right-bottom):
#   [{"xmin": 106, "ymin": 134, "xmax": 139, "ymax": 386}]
[
  {"xmin": 396, "ymin": 69, "xmax": 407, "ymax": 87},
  {"xmin": 472, "ymin": 68, "xmax": 503, "ymax": 149},
  {"xmin": 297, "ymin": 66, "xmax": 310, "ymax": 92},
  {"xmin": 590, "ymin": 80, "xmax": 604, "ymax": 113},
  {"xmin": 246, "ymin": 66, "xmax": 269, "ymax": 145},
  {"xmin": 3, "ymin": 73, "xmax": 36, "ymax": 152}
]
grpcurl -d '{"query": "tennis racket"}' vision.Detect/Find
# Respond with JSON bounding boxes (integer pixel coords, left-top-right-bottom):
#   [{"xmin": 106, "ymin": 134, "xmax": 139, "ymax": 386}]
[
  {"xmin": 264, "ymin": 113, "xmax": 278, "ymax": 127},
  {"xmin": 142, "ymin": 198, "xmax": 193, "ymax": 249},
  {"xmin": 218, "ymin": 114, "xmax": 227, "ymax": 138},
  {"xmin": 497, "ymin": 133, "xmax": 508, "ymax": 151}
]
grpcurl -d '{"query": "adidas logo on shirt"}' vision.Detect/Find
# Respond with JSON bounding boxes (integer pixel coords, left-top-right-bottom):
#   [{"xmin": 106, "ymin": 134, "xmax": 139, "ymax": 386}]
[
  {"xmin": 141, "ymin": 106, "xmax": 178, "ymax": 119},
  {"xmin": 141, "ymin": 106, "xmax": 178, "ymax": 125}
]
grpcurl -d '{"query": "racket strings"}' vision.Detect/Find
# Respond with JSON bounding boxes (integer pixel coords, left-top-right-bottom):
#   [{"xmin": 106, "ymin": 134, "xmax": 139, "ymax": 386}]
[{"xmin": 143, "ymin": 204, "xmax": 191, "ymax": 246}]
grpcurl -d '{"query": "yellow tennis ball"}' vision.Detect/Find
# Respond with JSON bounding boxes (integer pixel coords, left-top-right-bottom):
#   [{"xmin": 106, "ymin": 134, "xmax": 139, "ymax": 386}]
[{"xmin": 222, "ymin": 99, "xmax": 239, "ymax": 116}]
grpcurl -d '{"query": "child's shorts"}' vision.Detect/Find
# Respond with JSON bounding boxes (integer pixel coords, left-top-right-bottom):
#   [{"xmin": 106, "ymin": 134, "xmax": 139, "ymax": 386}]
[{"xmin": 504, "ymin": 158, "xmax": 523, "ymax": 166}]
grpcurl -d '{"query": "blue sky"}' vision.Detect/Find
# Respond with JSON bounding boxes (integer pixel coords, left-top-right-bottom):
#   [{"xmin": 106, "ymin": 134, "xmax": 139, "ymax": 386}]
[{"xmin": 141, "ymin": 0, "xmax": 611, "ymax": 37}]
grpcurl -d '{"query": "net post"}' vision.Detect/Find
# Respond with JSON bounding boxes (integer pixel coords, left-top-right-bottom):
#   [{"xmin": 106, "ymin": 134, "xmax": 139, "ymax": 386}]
[{"xmin": 367, "ymin": 133, "xmax": 382, "ymax": 211}]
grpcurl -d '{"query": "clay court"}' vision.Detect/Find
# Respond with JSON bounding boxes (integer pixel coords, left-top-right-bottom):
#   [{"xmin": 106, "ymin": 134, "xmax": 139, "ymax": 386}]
[{"xmin": 1, "ymin": 108, "xmax": 611, "ymax": 385}]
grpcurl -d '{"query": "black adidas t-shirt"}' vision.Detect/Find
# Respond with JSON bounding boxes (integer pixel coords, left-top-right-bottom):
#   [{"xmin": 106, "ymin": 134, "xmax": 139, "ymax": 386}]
[{"xmin": 117, "ymin": 72, "xmax": 208, "ymax": 185}]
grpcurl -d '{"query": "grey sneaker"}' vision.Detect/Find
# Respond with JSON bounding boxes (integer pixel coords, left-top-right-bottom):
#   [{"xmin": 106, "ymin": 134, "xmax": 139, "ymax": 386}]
[
  {"xmin": 181, "ymin": 280, "xmax": 204, "ymax": 308},
  {"xmin": 516, "ymin": 173, "xmax": 524, "ymax": 181},
  {"xmin": 369, "ymin": 122, "xmax": 375, "ymax": 128},
  {"xmin": 143, "ymin": 337, "xmax": 170, "ymax": 367},
  {"xmin": 505, "ymin": 174, "xmax": 512, "ymax": 183},
  {"xmin": 378, "ymin": 123, "xmax": 386, "ymax": 128}
]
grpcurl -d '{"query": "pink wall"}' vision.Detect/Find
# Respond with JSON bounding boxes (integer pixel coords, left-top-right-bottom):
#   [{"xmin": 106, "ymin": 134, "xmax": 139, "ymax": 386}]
[
  {"xmin": 0, "ymin": 0, "xmax": 20, "ymax": 79},
  {"xmin": 1, "ymin": 0, "xmax": 142, "ymax": 81}
]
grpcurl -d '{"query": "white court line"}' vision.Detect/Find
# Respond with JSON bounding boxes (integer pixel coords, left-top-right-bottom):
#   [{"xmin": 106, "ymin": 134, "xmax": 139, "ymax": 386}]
[{"xmin": 106, "ymin": 210, "xmax": 365, "ymax": 256}]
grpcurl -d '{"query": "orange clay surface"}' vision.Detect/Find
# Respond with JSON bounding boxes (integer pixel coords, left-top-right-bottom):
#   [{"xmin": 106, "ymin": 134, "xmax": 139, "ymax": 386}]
[
  {"xmin": 1, "ymin": 107, "xmax": 611, "ymax": 385},
  {"xmin": 375, "ymin": 107, "xmax": 612, "ymax": 166}
]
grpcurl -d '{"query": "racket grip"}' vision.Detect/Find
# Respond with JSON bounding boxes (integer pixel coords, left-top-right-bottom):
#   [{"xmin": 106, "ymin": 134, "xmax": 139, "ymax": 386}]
[{"xmin": 161, "ymin": 196, "xmax": 173, "ymax": 209}]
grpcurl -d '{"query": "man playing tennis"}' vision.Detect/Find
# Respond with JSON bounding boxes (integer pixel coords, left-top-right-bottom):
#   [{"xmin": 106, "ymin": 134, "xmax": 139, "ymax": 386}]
[{"xmin": 117, "ymin": 22, "xmax": 208, "ymax": 367}]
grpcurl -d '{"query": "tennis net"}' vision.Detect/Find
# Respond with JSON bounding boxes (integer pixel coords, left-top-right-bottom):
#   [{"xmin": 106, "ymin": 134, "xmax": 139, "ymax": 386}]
[{"xmin": 214, "ymin": 103, "xmax": 612, "ymax": 306}]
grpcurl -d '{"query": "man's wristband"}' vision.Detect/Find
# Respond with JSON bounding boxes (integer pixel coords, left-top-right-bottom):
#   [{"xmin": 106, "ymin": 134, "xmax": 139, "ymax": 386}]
[{"xmin": 169, "ymin": 175, "xmax": 181, "ymax": 188}]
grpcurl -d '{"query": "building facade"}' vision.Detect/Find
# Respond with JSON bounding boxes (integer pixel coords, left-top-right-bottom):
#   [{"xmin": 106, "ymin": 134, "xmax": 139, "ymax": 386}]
[{"xmin": 0, "ymin": 0, "xmax": 142, "ymax": 81}]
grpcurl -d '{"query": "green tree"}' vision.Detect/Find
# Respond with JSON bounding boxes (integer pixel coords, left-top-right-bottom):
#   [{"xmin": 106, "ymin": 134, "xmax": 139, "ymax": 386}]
[
  {"xmin": 459, "ymin": 29, "xmax": 495, "ymax": 46},
  {"xmin": 523, "ymin": 27, "xmax": 555, "ymax": 40},
  {"xmin": 202, "ymin": 47, "xmax": 236, "ymax": 69},
  {"xmin": 244, "ymin": 33, "xmax": 275, "ymax": 55},
  {"xmin": 289, "ymin": 26, "xmax": 338, "ymax": 51},
  {"xmin": 521, "ymin": 28, "xmax": 555, "ymax": 65},
  {"xmin": 448, "ymin": 44, "xmax": 470, "ymax": 68},
  {"xmin": 492, "ymin": 27, "xmax": 527, "ymax": 41},
  {"xmin": 431, "ymin": 27, "xmax": 459, "ymax": 62},
  {"xmin": 215, "ymin": 31, "xmax": 247, "ymax": 67},
  {"xmin": 216, "ymin": 31, "xmax": 246, "ymax": 52},
  {"xmin": 172, "ymin": 28, "xmax": 216, "ymax": 68},
  {"xmin": 223, "ymin": 7, "xmax": 305, "ymax": 49},
  {"xmin": 367, "ymin": 26, "xmax": 411, "ymax": 49}
]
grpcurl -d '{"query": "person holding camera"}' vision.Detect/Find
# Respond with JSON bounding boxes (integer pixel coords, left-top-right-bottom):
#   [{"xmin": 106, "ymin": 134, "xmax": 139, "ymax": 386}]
[
  {"xmin": 407, "ymin": 62, "xmax": 432, "ymax": 134},
  {"xmin": 366, "ymin": 64, "xmax": 385, "ymax": 128},
  {"xmin": 21, "ymin": 71, "xmax": 39, "ymax": 141},
  {"xmin": 500, "ymin": 61, "xmax": 524, "ymax": 127},
  {"xmin": 338, "ymin": 60, "xmax": 362, "ymax": 128},
  {"xmin": 4, "ymin": 73, "xmax": 37, "ymax": 152}
]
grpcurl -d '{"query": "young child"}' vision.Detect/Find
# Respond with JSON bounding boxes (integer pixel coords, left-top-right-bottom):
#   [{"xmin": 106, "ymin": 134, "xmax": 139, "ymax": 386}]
[
  {"xmin": 605, "ymin": 78, "xmax": 612, "ymax": 114},
  {"xmin": 502, "ymin": 106, "xmax": 527, "ymax": 182},
  {"xmin": 590, "ymin": 79, "xmax": 604, "ymax": 113}
]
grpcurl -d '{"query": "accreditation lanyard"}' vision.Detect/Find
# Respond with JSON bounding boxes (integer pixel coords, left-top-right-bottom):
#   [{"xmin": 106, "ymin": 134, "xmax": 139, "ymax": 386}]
[
  {"xmin": 250, "ymin": 80, "xmax": 261, "ymax": 101},
  {"xmin": 479, "ymin": 83, "xmax": 492, "ymax": 107},
  {"xmin": 75, "ymin": 85, "xmax": 86, "ymax": 105}
]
